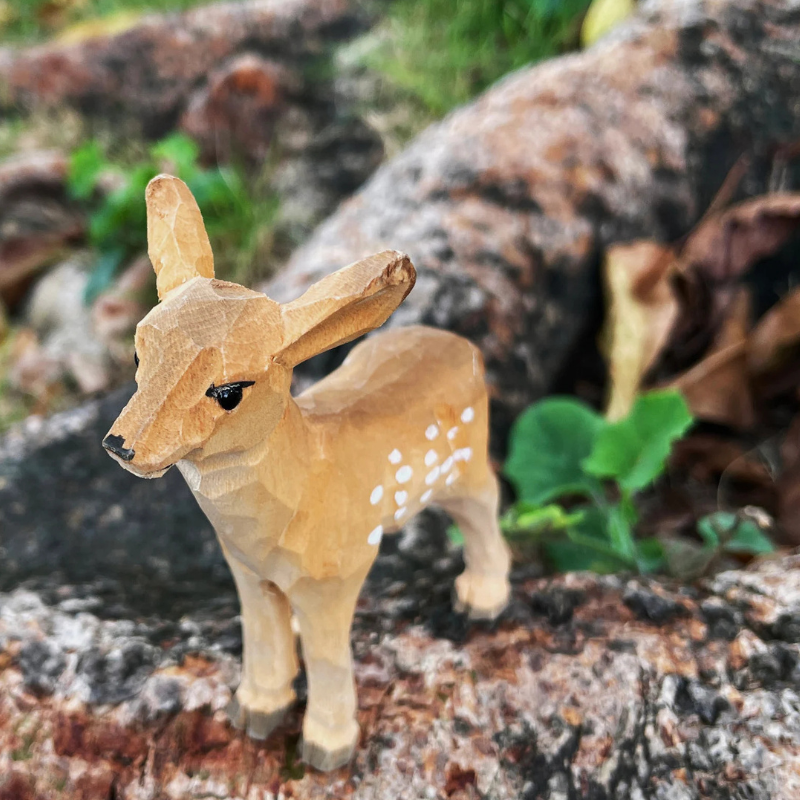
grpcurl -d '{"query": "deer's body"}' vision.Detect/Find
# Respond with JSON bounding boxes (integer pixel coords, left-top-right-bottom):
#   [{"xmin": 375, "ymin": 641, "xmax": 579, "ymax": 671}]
[{"xmin": 103, "ymin": 176, "xmax": 511, "ymax": 771}]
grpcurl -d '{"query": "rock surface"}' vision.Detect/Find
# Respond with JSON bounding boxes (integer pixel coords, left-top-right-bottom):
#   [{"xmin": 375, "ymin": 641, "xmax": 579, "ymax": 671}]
[
  {"xmin": 265, "ymin": 0, "xmax": 800, "ymax": 438},
  {"xmin": 0, "ymin": 0, "xmax": 385, "ymax": 233},
  {"xmin": 0, "ymin": 151, "xmax": 83, "ymax": 310},
  {"xmin": 0, "ymin": 0, "xmax": 360, "ymax": 137},
  {"xmin": 2, "ymin": 538, "xmax": 799, "ymax": 798},
  {"xmin": 0, "ymin": 385, "xmax": 223, "ymax": 595}
]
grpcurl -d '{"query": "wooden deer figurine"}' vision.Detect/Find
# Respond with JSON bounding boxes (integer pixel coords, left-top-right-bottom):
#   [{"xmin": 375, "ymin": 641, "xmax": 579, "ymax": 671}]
[{"xmin": 102, "ymin": 175, "xmax": 511, "ymax": 771}]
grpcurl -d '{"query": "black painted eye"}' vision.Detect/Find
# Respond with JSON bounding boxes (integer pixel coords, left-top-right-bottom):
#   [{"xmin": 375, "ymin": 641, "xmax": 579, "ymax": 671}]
[
  {"xmin": 206, "ymin": 381, "xmax": 255, "ymax": 412},
  {"xmin": 134, "ymin": 351, "xmax": 139, "ymax": 367}
]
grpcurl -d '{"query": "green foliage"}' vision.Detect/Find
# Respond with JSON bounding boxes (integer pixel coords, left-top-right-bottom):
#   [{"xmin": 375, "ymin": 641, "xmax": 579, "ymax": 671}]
[
  {"xmin": 583, "ymin": 391, "xmax": 693, "ymax": 492},
  {"xmin": 697, "ymin": 512, "xmax": 775, "ymax": 556},
  {"xmin": 505, "ymin": 398, "xmax": 604, "ymax": 504},
  {"xmin": 369, "ymin": 0, "xmax": 592, "ymax": 116},
  {"xmin": 67, "ymin": 133, "xmax": 279, "ymax": 300},
  {"xmin": 0, "ymin": 0, "xmax": 202, "ymax": 44},
  {"xmin": 502, "ymin": 390, "xmax": 693, "ymax": 574},
  {"xmin": 498, "ymin": 390, "xmax": 776, "ymax": 576}
]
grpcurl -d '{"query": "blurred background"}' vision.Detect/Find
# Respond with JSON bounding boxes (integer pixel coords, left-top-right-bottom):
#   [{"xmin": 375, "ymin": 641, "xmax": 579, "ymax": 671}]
[
  {"xmin": 2, "ymin": 0, "xmax": 800, "ymax": 793},
  {"xmin": 1, "ymin": 0, "xmax": 800, "ymax": 576},
  {"xmin": 0, "ymin": 0, "xmax": 602, "ymax": 427}
]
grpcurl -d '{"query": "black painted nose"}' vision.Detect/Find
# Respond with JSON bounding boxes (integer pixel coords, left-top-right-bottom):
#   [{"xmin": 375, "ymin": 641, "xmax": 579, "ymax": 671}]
[{"xmin": 103, "ymin": 434, "xmax": 135, "ymax": 462}]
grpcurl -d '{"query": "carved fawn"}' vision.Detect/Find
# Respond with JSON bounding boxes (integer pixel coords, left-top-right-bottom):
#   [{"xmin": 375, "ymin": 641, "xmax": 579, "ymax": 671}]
[{"xmin": 102, "ymin": 175, "xmax": 511, "ymax": 771}]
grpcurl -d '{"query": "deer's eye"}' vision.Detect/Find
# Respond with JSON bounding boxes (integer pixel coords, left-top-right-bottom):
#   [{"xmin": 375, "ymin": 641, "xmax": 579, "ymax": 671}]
[
  {"xmin": 134, "ymin": 352, "xmax": 139, "ymax": 367},
  {"xmin": 206, "ymin": 381, "xmax": 255, "ymax": 412}
]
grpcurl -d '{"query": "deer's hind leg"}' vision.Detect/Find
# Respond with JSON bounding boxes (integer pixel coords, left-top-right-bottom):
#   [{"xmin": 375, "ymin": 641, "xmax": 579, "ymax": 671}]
[
  {"xmin": 226, "ymin": 556, "xmax": 299, "ymax": 740},
  {"xmin": 439, "ymin": 471, "xmax": 511, "ymax": 620}
]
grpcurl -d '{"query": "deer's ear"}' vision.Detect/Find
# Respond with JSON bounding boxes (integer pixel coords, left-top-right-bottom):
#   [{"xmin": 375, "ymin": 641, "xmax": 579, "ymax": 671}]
[
  {"xmin": 276, "ymin": 251, "xmax": 416, "ymax": 368},
  {"xmin": 146, "ymin": 174, "xmax": 214, "ymax": 300}
]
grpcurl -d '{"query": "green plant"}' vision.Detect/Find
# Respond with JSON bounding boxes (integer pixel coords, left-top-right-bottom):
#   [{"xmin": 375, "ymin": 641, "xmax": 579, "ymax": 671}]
[
  {"xmin": 67, "ymin": 133, "xmax": 279, "ymax": 300},
  {"xmin": 501, "ymin": 390, "xmax": 693, "ymax": 573},
  {"xmin": 496, "ymin": 390, "xmax": 777, "ymax": 575},
  {"xmin": 368, "ymin": 0, "xmax": 592, "ymax": 116},
  {"xmin": 0, "ymin": 0, "xmax": 203, "ymax": 44}
]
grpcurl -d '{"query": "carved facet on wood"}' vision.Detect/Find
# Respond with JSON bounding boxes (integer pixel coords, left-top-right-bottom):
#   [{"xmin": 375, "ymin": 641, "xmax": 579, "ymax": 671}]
[{"xmin": 102, "ymin": 174, "xmax": 512, "ymax": 771}]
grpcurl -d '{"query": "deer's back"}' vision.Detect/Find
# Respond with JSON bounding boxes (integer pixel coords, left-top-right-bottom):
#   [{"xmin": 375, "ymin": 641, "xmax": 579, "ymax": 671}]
[{"xmin": 295, "ymin": 326, "xmax": 484, "ymax": 423}]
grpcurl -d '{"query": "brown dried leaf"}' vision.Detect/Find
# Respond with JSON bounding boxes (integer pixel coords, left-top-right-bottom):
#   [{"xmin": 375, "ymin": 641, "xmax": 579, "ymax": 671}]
[
  {"xmin": 671, "ymin": 288, "xmax": 754, "ymax": 429},
  {"xmin": 776, "ymin": 415, "xmax": 800, "ymax": 546},
  {"xmin": 601, "ymin": 241, "xmax": 678, "ymax": 420},
  {"xmin": 678, "ymin": 193, "xmax": 800, "ymax": 282},
  {"xmin": 748, "ymin": 286, "xmax": 800, "ymax": 375},
  {"xmin": 0, "ymin": 299, "xmax": 8, "ymax": 343},
  {"xmin": 670, "ymin": 435, "xmax": 773, "ymax": 487}
]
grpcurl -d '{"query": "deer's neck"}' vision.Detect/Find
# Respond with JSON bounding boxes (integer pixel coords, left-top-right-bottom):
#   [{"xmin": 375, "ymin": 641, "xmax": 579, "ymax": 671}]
[
  {"xmin": 177, "ymin": 397, "xmax": 313, "ymax": 541},
  {"xmin": 175, "ymin": 396, "xmax": 316, "ymax": 572},
  {"xmin": 181, "ymin": 396, "xmax": 310, "ymax": 482}
]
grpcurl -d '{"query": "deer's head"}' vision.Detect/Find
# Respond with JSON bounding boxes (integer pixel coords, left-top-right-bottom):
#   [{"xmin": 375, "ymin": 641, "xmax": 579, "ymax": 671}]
[{"xmin": 102, "ymin": 175, "xmax": 415, "ymax": 477}]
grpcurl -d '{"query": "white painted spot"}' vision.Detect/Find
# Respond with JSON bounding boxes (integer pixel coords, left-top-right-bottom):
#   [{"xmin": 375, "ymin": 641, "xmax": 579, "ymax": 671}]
[
  {"xmin": 395, "ymin": 490, "xmax": 408, "ymax": 506},
  {"xmin": 425, "ymin": 466, "xmax": 441, "ymax": 486},
  {"xmin": 455, "ymin": 447, "xmax": 473, "ymax": 462},
  {"xmin": 446, "ymin": 472, "xmax": 458, "ymax": 486},
  {"xmin": 424, "ymin": 449, "xmax": 438, "ymax": 467},
  {"xmin": 370, "ymin": 485, "xmax": 384, "ymax": 505},
  {"xmin": 368, "ymin": 525, "xmax": 384, "ymax": 546},
  {"xmin": 447, "ymin": 426, "xmax": 458, "ymax": 441},
  {"xmin": 461, "ymin": 407, "xmax": 475, "ymax": 423},
  {"xmin": 441, "ymin": 456, "xmax": 454, "ymax": 473},
  {"xmin": 394, "ymin": 507, "xmax": 407, "ymax": 521},
  {"xmin": 425, "ymin": 424, "xmax": 439, "ymax": 441},
  {"xmin": 421, "ymin": 489, "xmax": 433, "ymax": 503},
  {"xmin": 396, "ymin": 465, "xmax": 413, "ymax": 483},
  {"xmin": 389, "ymin": 449, "xmax": 402, "ymax": 464}
]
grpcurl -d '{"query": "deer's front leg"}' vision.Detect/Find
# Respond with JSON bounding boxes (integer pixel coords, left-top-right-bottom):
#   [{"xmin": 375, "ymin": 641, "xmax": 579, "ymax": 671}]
[
  {"xmin": 226, "ymin": 556, "xmax": 299, "ymax": 740},
  {"xmin": 289, "ymin": 568, "xmax": 369, "ymax": 772}
]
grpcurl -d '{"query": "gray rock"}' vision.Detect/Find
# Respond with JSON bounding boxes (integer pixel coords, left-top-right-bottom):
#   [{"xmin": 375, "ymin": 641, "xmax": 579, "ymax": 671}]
[
  {"xmin": 264, "ymin": 0, "xmax": 800, "ymax": 439},
  {"xmin": 0, "ymin": 385, "xmax": 225, "ymax": 598}
]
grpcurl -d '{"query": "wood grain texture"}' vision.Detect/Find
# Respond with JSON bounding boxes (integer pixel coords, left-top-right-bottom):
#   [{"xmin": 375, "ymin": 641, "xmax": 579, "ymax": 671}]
[
  {"xmin": 103, "ymin": 176, "xmax": 511, "ymax": 771},
  {"xmin": 146, "ymin": 174, "xmax": 215, "ymax": 300}
]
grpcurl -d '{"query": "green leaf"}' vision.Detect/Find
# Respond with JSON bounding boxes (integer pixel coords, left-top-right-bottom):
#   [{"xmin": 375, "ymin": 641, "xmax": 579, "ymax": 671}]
[
  {"xmin": 696, "ymin": 512, "xmax": 732, "ymax": 549},
  {"xmin": 504, "ymin": 397, "xmax": 605, "ymax": 504},
  {"xmin": 724, "ymin": 519, "xmax": 775, "ymax": 556},
  {"xmin": 697, "ymin": 512, "xmax": 775, "ymax": 556},
  {"xmin": 515, "ymin": 503, "xmax": 586, "ymax": 532},
  {"xmin": 83, "ymin": 247, "xmax": 125, "ymax": 303},
  {"xmin": 543, "ymin": 540, "xmax": 620, "ymax": 574},
  {"xmin": 447, "ymin": 524, "xmax": 465, "ymax": 546},
  {"xmin": 150, "ymin": 133, "xmax": 200, "ymax": 179},
  {"xmin": 607, "ymin": 497, "xmax": 638, "ymax": 563},
  {"xmin": 582, "ymin": 390, "xmax": 693, "ymax": 493},
  {"xmin": 68, "ymin": 141, "xmax": 105, "ymax": 200},
  {"xmin": 635, "ymin": 537, "xmax": 666, "ymax": 574}
]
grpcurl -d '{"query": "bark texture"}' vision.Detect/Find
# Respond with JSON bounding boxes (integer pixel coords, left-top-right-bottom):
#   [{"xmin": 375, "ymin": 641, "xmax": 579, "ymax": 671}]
[
  {"xmin": 0, "ymin": 0, "xmax": 385, "ymax": 229},
  {"xmin": 0, "ymin": 0, "xmax": 361, "ymax": 137},
  {"xmin": 265, "ymin": 0, "xmax": 800, "ymax": 438},
  {"xmin": 1, "ymin": 542, "xmax": 799, "ymax": 799},
  {"xmin": 2, "ymin": 393, "xmax": 800, "ymax": 799},
  {"xmin": 0, "ymin": 151, "xmax": 83, "ymax": 309}
]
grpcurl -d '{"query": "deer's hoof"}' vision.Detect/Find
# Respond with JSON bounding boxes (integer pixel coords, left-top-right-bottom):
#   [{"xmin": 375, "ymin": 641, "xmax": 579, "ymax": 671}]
[
  {"xmin": 453, "ymin": 570, "xmax": 510, "ymax": 620},
  {"xmin": 227, "ymin": 693, "xmax": 294, "ymax": 741},
  {"xmin": 301, "ymin": 738, "xmax": 356, "ymax": 772},
  {"xmin": 300, "ymin": 718, "xmax": 359, "ymax": 772}
]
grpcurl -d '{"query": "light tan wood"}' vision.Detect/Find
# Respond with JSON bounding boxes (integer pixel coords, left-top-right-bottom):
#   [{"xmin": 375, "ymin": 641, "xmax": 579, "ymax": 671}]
[
  {"xmin": 102, "ymin": 176, "xmax": 511, "ymax": 771},
  {"xmin": 146, "ymin": 174, "xmax": 215, "ymax": 300}
]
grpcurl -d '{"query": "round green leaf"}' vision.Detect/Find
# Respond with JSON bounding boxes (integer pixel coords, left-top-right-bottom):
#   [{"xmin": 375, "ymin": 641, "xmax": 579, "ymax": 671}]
[
  {"xmin": 582, "ymin": 390, "xmax": 692, "ymax": 493},
  {"xmin": 504, "ymin": 398, "xmax": 605, "ymax": 504}
]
